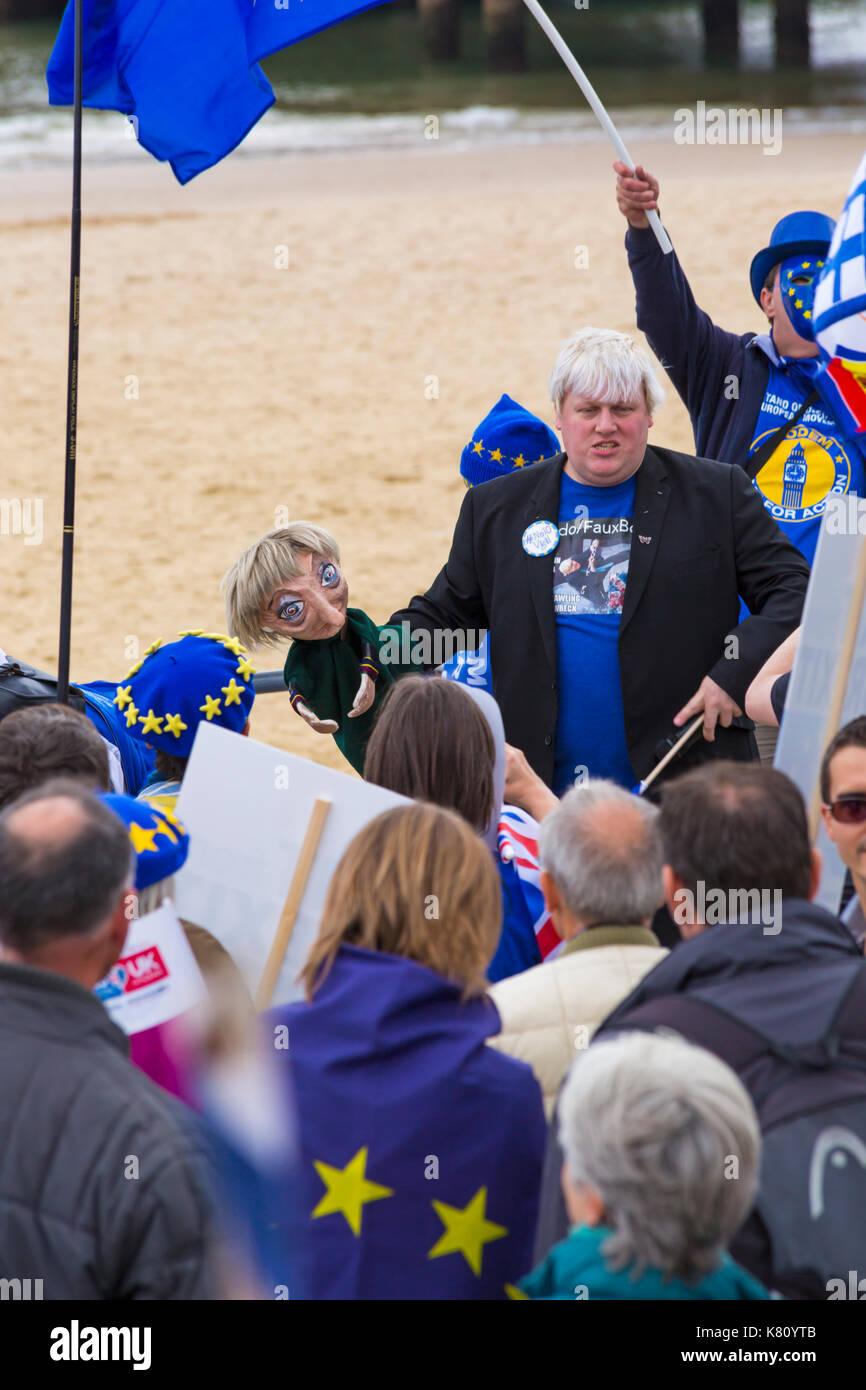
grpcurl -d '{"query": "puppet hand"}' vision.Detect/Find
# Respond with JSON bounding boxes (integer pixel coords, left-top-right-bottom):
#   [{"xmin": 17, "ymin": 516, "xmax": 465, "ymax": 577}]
[
  {"xmin": 347, "ymin": 671, "xmax": 376, "ymax": 719},
  {"xmin": 290, "ymin": 690, "xmax": 338, "ymax": 735},
  {"xmin": 614, "ymin": 160, "xmax": 659, "ymax": 229}
]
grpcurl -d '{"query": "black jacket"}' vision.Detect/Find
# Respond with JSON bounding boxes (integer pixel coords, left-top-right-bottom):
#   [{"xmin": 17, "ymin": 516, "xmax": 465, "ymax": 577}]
[
  {"xmin": 390, "ymin": 447, "xmax": 810, "ymax": 785},
  {"xmin": 0, "ymin": 962, "xmax": 216, "ymax": 1299}
]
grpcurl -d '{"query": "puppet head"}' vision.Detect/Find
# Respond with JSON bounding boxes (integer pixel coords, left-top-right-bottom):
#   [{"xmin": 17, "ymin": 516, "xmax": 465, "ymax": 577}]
[{"xmin": 223, "ymin": 524, "xmax": 348, "ymax": 649}]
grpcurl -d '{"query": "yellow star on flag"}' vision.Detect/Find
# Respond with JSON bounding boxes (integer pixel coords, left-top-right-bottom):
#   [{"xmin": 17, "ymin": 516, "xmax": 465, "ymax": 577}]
[
  {"xmin": 129, "ymin": 821, "xmax": 159, "ymax": 854},
  {"xmin": 220, "ymin": 636, "xmax": 246, "ymax": 657},
  {"xmin": 428, "ymin": 1187, "xmax": 507, "ymax": 1275},
  {"xmin": 236, "ymin": 657, "xmax": 255, "ymax": 681},
  {"xmin": 139, "ymin": 709, "xmax": 164, "ymax": 736},
  {"xmin": 143, "ymin": 640, "xmax": 162, "ymax": 657},
  {"xmin": 505, "ymin": 1283, "xmax": 529, "ymax": 1300},
  {"xmin": 472, "ymin": 439, "xmax": 484, "ymax": 454},
  {"xmin": 124, "ymin": 702, "xmax": 140, "ymax": 728},
  {"xmin": 178, "ymin": 629, "xmax": 204, "ymax": 637},
  {"xmin": 312, "ymin": 1147, "xmax": 393, "ymax": 1236},
  {"xmin": 221, "ymin": 678, "xmax": 244, "ymax": 707},
  {"xmin": 123, "ymin": 660, "xmax": 144, "ymax": 681},
  {"xmin": 795, "ymin": 298, "xmax": 803, "ymax": 309},
  {"xmin": 163, "ymin": 712, "xmax": 188, "ymax": 739},
  {"xmin": 200, "ymin": 694, "xmax": 222, "ymax": 720},
  {"xmin": 113, "ymin": 685, "xmax": 132, "ymax": 710}
]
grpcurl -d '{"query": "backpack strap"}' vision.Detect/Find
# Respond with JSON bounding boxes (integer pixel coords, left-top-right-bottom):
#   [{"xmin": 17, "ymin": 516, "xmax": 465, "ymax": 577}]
[{"xmin": 611, "ymin": 994, "xmax": 768, "ymax": 1073}]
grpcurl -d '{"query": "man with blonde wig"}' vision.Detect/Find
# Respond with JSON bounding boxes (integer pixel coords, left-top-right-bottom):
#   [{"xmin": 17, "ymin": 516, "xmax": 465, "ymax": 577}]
[{"xmin": 390, "ymin": 327, "xmax": 810, "ymax": 792}]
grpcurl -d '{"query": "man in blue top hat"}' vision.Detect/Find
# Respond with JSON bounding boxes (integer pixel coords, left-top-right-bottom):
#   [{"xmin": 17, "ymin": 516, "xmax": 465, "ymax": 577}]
[{"xmin": 614, "ymin": 163, "xmax": 865, "ymax": 577}]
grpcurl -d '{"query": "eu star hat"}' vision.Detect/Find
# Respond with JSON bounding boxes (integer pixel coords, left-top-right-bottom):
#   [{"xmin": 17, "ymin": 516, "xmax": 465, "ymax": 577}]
[
  {"xmin": 113, "ymin": 633, "xmax": 256, "ymax": 758},
  {"xmin": 749, "ymin": 210, "xmax": 836, "ymax": 305},
  {"xmin": 460, "ymin": 394, "xmax": 561, "ymax": 487},
  {"xmin": 100, "ymin": 792, "xmax": 190, "ymax": 890}
]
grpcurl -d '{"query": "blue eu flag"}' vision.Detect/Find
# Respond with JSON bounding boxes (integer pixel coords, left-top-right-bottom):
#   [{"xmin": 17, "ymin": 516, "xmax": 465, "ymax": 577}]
[
  {"xmin": 269, "ymin": 945, "xmax": 545, "ymax": 1299},
  {"xmin": 47, "ymin": 0, "xmax": 395, "ymax": 184}
]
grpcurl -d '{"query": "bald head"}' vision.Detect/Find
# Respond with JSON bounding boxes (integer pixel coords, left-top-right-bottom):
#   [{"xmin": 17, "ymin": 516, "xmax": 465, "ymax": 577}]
[
  {"xmin": 538, "ymin": 780, "xmax": 664, "ymax": 927},
  {"xmin": 0, "ymin": 779, "xmax": 133, "ymax": 956}
]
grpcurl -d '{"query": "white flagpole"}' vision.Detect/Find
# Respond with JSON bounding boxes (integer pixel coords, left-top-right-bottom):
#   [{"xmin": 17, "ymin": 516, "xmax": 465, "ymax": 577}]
[{"xmin": 522, "ymin": 0, "xmax": 673, "ymax": 256}]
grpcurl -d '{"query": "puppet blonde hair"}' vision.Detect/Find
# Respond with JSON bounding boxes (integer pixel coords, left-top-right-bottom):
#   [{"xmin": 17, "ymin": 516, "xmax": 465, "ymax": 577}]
[{"xmin": 222, "ymin": 523, "xmax": 341, "ymax": 650}]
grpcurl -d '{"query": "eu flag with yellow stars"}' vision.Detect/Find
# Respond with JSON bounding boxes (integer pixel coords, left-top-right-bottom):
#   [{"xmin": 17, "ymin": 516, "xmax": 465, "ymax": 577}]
[
  {"xmin": 47, "ymin": 0, "xmax": 396, "ymax": 185},
  {"xmin": 269, "ymin": 945, "xmax": 545, "ymax": 1299}
]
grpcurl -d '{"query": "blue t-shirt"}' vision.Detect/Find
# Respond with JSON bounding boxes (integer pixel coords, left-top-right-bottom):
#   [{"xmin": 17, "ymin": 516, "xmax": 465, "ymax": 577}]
[
  {"xmin": 552, "ymin": 471, "xmax": 635, "ymax": 795},
  {"xmin": 748, "ymin": 355, "xmax": 865, "ymax": 567}
]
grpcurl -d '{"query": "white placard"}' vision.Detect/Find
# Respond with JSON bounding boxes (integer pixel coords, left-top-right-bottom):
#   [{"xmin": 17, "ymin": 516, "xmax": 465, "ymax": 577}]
[
  {"xmin": 774, "ymin": 499, "xmax": 866, "ymax": 913},
  {"xmin": 94, "ymin": 901, "xmax": 208, "ymax": 1035},
  {"xmin": 173, "ymin": 723, "xmax": 410, "ymax": 1007}
]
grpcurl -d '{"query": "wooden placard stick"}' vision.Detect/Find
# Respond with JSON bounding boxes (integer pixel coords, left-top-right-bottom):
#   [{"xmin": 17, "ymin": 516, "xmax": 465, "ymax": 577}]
[
  {"xmin": 635, "ymin": 715, "xmax": 704, "ymax": 796},
  {"xmin": 255, "ymin": 795, "xmax": 331, "ymax": 1011}
]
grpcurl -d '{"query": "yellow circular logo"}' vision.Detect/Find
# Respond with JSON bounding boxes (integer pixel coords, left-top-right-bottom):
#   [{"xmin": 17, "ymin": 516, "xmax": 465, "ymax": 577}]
[{"xmin": 752, "ymin": 425, "xmax": 851, "ymax": 523}]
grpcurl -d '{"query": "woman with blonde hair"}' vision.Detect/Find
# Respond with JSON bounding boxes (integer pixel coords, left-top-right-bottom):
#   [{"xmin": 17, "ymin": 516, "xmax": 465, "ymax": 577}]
[{"xmin": 269, "ymin": 801, "xmax": 545, "ymax": 1300}]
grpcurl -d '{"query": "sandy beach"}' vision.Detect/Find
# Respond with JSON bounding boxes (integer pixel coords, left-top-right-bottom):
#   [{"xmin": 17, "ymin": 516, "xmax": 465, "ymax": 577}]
[{"xmin": 2, "ymin": 129, "xmax": 863, "ymax": 770}]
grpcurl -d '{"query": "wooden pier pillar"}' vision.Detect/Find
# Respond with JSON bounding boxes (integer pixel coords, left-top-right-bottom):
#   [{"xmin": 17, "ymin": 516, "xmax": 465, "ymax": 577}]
[
  {"xmin": 417, "ymin": 0, "xmax": 461, "ymax": 63},
  {"xmin": 775, "ymin": 0, "xmax": 811, "ymax": 66},
  {"xmin": 701, "ymin": 0, "xmax": 741, "ymax": 66},
  {"xmin": 482, "ymin": 0, "xmax": 527, "ymax": 73}
]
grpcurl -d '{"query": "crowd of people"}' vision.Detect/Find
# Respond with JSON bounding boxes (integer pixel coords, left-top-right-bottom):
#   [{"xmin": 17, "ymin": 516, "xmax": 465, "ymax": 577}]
[{"xmin": 2, "ymin": 174, "xmax": 866, "ymax": 1302}]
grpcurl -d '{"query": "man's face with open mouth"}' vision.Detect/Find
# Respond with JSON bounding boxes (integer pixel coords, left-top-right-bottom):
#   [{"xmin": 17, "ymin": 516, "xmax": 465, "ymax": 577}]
[{"xmin": 556, "ymin": 389, "xmax": 652, "ymax": 488}]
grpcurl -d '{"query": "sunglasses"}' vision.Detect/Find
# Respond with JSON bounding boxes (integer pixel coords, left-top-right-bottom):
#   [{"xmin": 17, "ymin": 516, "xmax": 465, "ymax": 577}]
[{"xmin": 827, "ymin": 796, "xmax": 866, "ymax": 825}]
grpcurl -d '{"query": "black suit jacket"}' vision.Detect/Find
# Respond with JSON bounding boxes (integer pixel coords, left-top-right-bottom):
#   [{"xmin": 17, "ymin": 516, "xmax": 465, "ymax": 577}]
[{"xmin": 389, "ymin": 447, "xmax": 811, "ymax": 786}]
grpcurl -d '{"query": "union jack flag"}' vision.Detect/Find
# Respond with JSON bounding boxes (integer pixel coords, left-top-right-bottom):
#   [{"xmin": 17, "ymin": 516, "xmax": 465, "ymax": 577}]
[{"xmin": 497, "ymin": 805, "xmax": 562, "ymax": 961}]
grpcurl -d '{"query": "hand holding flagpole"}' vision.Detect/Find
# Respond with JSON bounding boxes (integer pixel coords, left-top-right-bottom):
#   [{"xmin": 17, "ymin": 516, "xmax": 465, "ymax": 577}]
[{"xmin": 522, "ymin": 0, "xmax": 673, "ymax": 256}]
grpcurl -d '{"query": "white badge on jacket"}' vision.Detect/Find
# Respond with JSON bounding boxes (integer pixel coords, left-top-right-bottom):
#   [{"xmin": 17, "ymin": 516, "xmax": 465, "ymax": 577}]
[{"xmin": 522, "ymin": 521, "xmax": 559, "ymax": 557}]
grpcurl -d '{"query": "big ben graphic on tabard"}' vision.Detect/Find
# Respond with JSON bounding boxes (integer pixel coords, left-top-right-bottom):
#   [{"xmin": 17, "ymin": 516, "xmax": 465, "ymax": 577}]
[{"xmin": 781, "ymin": 442, "xmax": 808, "ymax": 510}]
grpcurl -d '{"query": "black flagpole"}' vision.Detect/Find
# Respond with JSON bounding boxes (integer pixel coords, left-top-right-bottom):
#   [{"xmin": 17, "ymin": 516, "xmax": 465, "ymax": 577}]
[{"xmin": 57, "ymin": 0, "xmax": 83, "ymax": 704}]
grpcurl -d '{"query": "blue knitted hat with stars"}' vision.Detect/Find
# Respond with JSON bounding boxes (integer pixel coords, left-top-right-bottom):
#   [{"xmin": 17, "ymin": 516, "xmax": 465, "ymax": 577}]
[
  {"xmin": 113, "ymin": 632, "xmax": 256, "ymax": 759},
  {"xmin": 460, "ymin": 394, "xmax": 561, "ymax": 487},
  {"xmin": 100, "ymin": 793, "xmax": 190, "ymax": 890}
]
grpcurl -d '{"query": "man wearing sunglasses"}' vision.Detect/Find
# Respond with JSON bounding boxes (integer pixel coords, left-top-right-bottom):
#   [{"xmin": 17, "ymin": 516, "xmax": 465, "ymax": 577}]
[{"xmin": 821, "ymin": 717, "xmax": 866, "ymax": 951}]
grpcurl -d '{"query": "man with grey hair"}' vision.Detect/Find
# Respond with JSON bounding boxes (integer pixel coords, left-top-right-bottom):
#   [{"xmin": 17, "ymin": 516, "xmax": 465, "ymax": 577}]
[
  {"xmin": 488, "ymin": 779, "xmax": 667, "ymax": 1115},
  {"xmin": 0, "ymin": 780, "xmax": 216, "ymax": 1299},
  {"xmin": 520, "ymin": 1033, "xmax": 767, "ymax": 1300},
  {"xmin": 390, "ymin": 326, "xmax": 809, "ymax": 793}
]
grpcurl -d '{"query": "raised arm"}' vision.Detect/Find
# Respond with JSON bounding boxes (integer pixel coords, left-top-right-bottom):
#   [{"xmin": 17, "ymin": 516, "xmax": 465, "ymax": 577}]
[{"xmin": 615, "ymin": 161, "xmax": 746, "ymax": 421}]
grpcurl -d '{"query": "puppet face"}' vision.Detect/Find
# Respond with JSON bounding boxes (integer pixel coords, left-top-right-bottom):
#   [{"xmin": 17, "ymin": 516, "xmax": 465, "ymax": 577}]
[{"xmin": 261, "ymin": 550, "xmax": 348, "ymax": 642}]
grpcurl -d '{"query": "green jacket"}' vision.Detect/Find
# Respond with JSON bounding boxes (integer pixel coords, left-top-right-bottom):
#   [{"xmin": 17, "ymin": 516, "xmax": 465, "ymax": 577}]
[{"xmin": 519, "ymin": 1224, "xmax": 769, "ymax": 1301}]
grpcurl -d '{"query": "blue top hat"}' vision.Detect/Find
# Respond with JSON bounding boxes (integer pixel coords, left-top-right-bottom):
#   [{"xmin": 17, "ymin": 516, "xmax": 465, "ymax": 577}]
[
  {"xmin": 460, "ymin": 394, "xmax": 560, "ymax": 488},
  {"xmin": 749, "ymin": 210, "xmax": 836, "ymax": 305}
]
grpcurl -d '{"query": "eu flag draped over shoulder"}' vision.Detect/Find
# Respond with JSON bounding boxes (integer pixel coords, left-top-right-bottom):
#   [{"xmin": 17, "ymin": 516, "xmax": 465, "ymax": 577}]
[
  {"xmin": 47, "ymin": 0, "xmax": 394, "ymax": 184},
  {"xmin": 269, "ymin": 945, "xmax": 546, "ymax": 1299}
]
